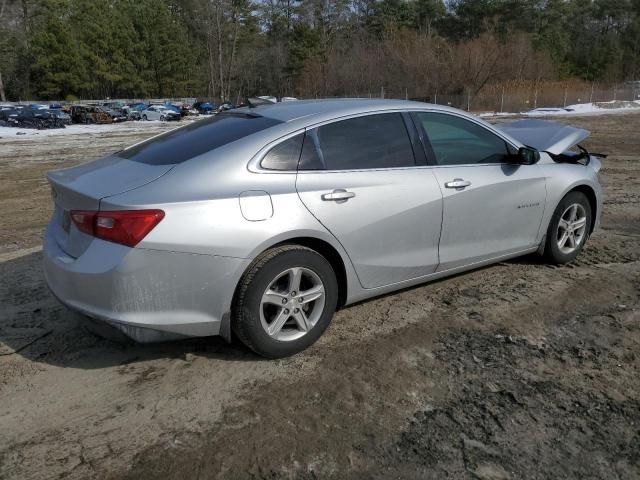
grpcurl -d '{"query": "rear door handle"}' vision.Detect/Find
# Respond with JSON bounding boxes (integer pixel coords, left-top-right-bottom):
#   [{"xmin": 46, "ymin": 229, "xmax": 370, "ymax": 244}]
[
  {"xmin": 445, "ymin": 178, "xmax": 471, "ymax": 189},
  {"xmin": 321, "ymin": 189, "xmax": 356, "ymax": 202}
]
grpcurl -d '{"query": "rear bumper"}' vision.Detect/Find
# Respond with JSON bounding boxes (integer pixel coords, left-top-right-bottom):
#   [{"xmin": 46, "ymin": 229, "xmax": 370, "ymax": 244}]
[{"xmin": 43, "ymin": 223, "xmax": 248, "ymax": 341}]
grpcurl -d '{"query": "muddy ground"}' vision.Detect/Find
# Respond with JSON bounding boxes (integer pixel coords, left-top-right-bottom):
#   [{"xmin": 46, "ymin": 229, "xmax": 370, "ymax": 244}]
[{"xmin": 0, "ymin": 114, "xmax": 638, "ymax": 479}]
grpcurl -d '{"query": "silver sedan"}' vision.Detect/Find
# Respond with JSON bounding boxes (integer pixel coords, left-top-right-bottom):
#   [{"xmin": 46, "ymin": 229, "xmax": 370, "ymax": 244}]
[{"xmin": 43, "ymin": 99, "xmax": 603, "ymax": 357}]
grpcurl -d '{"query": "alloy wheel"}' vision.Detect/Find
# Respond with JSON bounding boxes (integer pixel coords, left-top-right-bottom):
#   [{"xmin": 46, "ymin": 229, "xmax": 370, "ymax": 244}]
[
  {"xmin": 259, "ymin": 267, "xmax": 326, "ymax": 342},
  {"xmin": 556, "ymin": 203, "xmax": 587, "ymax": 254}
]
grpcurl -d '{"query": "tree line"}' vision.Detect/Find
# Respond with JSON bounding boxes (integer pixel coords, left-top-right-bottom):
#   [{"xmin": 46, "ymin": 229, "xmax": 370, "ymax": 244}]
[{"xmin": 0, "ymin": 0, "xmax": 639, "ymax": 103}]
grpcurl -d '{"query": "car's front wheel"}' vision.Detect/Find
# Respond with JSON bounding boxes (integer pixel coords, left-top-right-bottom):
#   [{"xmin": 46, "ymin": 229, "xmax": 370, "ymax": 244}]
[
  {"xmin": 543, "ymin": 191, "xmax": 592, "ymax": 264},
  {"xmin": 232, "ymin": 245, "xmax": 338, "ymax": 358}
]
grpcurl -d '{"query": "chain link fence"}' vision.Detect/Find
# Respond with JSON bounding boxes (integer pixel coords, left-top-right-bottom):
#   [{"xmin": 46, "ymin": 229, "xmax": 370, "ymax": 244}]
[{"xmin": 373, "ymin": 83, "xmax": 640, "ymax": 113}]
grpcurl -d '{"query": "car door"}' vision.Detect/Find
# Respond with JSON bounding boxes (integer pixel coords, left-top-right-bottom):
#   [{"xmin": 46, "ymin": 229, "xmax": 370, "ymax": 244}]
[
  {"xmin": 413, "ymin": 111, "xmax": 547, "ymax": 271},
  {"xmin": 295, "ymin": 112, "xmax": 443, "ymax": 289}
]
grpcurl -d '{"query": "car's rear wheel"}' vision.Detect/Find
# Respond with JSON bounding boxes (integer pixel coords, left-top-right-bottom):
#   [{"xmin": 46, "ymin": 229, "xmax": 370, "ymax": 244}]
[
  {"xmin": 142, "ymin": 114, "xmax": 148, "ymax": 121},
  {"xmin": 160, "ymin": 115, "xmax": 166, "ymax": 121},
  {"xmin": 543, "ymin": 191, "xmax": 592, "ymax": 264},
  {"xmin": 232, "ymin": 245, "xmax": 338, "ymax": 358}
]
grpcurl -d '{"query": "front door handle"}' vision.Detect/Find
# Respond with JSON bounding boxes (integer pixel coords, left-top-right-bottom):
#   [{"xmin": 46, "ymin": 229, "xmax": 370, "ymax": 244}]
[
  {"xmin": 445, "ymin": 178, "xmax": 471, "ymax": 189},
  {"xmin": 321, "ymin": 189, "xmax": 356, "ymax": 202}
]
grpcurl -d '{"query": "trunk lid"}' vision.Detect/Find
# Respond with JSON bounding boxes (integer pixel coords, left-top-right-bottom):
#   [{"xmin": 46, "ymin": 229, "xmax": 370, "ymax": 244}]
[
  {"xmin": 496, "ymin": 119, "xmax": 590, "ymax": 155},
  {"xmin": 47, "ymin": 155, "xmax": 173, "ymax": 258}
]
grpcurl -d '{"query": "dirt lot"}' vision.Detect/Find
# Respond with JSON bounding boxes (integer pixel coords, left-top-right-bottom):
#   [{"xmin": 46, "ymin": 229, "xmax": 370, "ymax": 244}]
[{"xmin": 0, "ymin": 114, "xmax": 639, "ymax": 479}]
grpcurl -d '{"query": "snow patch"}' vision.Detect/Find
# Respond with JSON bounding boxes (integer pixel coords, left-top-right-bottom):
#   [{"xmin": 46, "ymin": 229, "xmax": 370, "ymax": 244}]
[
  {"xmin": 0, "ymin": 118, "xmax": 200, "ymax": 139},
  {"xmin": 480, "ymin": 100, "xmax": 640, "ymax": 118},
  {"xmin": 525, "ymin": 100, "xmax": 640, "ymax": 116}
]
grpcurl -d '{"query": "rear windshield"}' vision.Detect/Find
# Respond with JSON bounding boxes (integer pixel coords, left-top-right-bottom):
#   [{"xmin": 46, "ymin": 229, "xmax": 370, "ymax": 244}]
[{"xmin": 117, "ymin": 113, "xmax": 282, "ymax": 165}]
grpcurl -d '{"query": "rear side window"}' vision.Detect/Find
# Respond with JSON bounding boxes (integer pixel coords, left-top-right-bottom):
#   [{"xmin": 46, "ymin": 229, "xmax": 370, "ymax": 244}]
[
  {"xmin": 302, "ymin": 113, "xmax": 415, "ymax": 170},
  {"xmin": 417, "ymin": 112, "xmax": 510, "ymax": 165},
  {"xmin": 118, "ymin": 113, "xmax": 282, "ymax": 165},
  {"xmin": 260, "ymin": 134, "xmax": 303, "ymax": 170}
]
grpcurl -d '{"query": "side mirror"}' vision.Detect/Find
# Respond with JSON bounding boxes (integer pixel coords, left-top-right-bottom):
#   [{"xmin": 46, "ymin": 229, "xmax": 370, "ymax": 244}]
[{"xmin": 514, "ymin": 146, "xmax": 540, "ymax": 165}]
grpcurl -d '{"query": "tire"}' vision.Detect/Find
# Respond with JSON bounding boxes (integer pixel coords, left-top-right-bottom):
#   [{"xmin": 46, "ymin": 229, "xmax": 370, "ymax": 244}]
[
  {"xmin": 543, "ymin": 191, "xmax": 592, "ymax": 264},
  {"xmin": 142, "ymin": 114, "xmax": 148, "ymax": 121},
  {"xmin": 160, "ymin": 115, "xmax": 165, "ymax": 122},
  {"xmin": 232, "ymin": 245, "xmax": 338, "ymax": 358}
]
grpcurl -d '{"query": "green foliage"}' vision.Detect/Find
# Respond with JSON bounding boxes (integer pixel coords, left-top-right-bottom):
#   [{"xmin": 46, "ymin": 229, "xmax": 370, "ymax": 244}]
[{"xmin": 1, "ymin": 0, "xmax": 639, "ymax": 100}]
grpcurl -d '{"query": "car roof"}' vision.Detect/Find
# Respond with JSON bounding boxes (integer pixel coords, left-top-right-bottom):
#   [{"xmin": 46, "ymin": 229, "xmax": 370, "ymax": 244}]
[{"xmin": 236, "ymin": 98, "xmax": 458, "ymax": 123}]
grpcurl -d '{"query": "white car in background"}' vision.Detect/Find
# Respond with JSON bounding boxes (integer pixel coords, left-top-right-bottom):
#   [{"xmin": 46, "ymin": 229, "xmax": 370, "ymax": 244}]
[{"xmin": 140, "ymin": 105, "xmax": 180, "ymax": 122}]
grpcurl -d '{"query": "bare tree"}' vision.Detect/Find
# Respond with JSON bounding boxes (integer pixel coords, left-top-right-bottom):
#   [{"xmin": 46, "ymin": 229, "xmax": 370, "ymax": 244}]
[
  {"xmin": 0, "ymin": 0, "xmax": 8, "ymax": 101},
  {"xmin": 197, "ymin": 0, "xmax": 249, "ymax": 102}
]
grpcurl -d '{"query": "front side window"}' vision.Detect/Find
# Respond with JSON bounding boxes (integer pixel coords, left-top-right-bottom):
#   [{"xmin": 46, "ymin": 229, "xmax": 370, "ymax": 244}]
[
  {"xmin": 417, "ymin": 112, "xmax": 511, "ymax": 165},
  {"xmin": 260, "ymin": 134, "xmax": 303, "ymax": 170},
  {"xmin": 301, "ymin": 113, "xmax": 415, "ymax": 170}
]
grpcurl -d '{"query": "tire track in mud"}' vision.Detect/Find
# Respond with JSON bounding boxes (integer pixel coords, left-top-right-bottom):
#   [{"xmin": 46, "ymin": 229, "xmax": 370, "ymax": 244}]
[{"xmin": 114, "ymin": 247, "xmax": 640, "ymax": 480}]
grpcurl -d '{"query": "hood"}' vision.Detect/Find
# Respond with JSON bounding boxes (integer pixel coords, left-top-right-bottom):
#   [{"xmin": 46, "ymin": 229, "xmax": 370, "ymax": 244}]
[{"xmin": 496, "ymin": 119, "xmax": 590, "ymax": 155}]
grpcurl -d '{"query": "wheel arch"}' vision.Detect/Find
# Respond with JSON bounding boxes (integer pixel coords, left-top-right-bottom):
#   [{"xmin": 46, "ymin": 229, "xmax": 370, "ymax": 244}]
[
  {"xmin": 232, "ymin": 235, "xmax": 350, "ymax": 318},
  {"xmin": 568, "ymin": 184, "xmax": 598, "ymax": 234},
  {"xmin": 272, "ymin": 237, "xmax": 348, "ymax": 309}
]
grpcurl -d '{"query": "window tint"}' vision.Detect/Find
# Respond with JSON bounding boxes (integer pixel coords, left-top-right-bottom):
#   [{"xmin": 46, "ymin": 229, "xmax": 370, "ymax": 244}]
[
  {"xmin": 298, "ymin": 130, "xmax": 324, "ymax": 170},
  {"xmin": 118, "ymin": 113, "xmax": 282, "ymax": 165},
  {"xmin": 417, "ymin": 112, "xmax": 510, "ymax": 165},
  {"xmin": 260, "ymin": 134, "xmax": 303, "ymax": 170},
  {"xmin": 305, "ymin": 113, "xmax": 415, "ymax": 170}
]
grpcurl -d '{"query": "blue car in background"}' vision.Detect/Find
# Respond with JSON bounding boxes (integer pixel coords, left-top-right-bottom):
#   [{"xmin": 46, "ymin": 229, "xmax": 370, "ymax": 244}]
[
  {"xmin": 128, "ymin": 102, "xmax": 148, "ymax": 112},
  {"xmin": 162, "ymin": 102, "xmax": 182, "ymax": 114},
  {"xmin": 193, "ymin": 101, "xmax": 215, "ymax": 114}
]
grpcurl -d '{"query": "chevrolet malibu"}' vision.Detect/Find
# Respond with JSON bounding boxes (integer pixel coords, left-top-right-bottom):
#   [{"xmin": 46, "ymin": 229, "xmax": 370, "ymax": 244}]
[{"xmin": 44, "ymin": 99, "xmax": 603, "ymax": 358}]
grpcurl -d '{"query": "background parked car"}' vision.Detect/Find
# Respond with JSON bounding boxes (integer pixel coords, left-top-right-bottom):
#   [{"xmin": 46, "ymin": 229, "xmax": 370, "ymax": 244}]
[
  {"xmin": 192, "ymin": 101, "xmax": 215, "ymax": 114},
  {"xmin": 0, "ymin": 107, "xmax": 21, "ymax": 127},
  {"xmin": 162, "ymin": 102, "xmax": 182, "ymax": 115},
  {"xmin": 217, "ymin": 102, "xmax": 235, "ymax": 112},
  {"xmin": 126, "ymin": 110, "xmax": 142, "ymax": 121},
  {"xmin": 5, "ymin": 106, "xmax": 64, "ymax": 129},
  {"xmin": 101, "ymin": 106, "xmax": 128, "ymax": 123},
  {"xmin": 177, "ymin": 103, "xmax": 198, "ymax": 116},
  {"xmin": 128, "ymin": 102, "xmax": 148, "ymax": 112},
  {"xmin": 47, "ymin": 108, "xmax": 72, "ymax": 126},
  {"xmin": 140, "ymin": 105, "xmax": 181, "ymax": 121},
  {"xmin": 70, "ymin": 105, "xmax": 112, "ymax": 124}
]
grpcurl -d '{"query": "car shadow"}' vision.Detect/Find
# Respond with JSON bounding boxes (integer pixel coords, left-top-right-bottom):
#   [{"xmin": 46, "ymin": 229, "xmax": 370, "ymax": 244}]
[
  {"xmin": 0, "ymin": 251, "xmax": 265, "ymax": 370},
  {"xmin": 2, "ymin": 249, "xmax": 546, "ymax": 370},
  {"xmin": 344, "ymin": 252, "xmax": 545, "ymax": 309}
]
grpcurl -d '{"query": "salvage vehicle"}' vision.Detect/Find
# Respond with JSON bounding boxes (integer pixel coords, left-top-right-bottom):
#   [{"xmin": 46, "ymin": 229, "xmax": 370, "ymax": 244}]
[
  {"xmin": 103, "ymin": 107, "xmax": 128, "ymax": 123},
  {"xmin": 140, "ymin": 105, "xmax": 181, "ymax": 121},
  {"xmin": 71, "ymin": 105, "xmax": 112, "ymax": 124},
  {"xmin": 0, "ymin": 109, "xmax": 20, "ymax": 127},
  {"xmin": 193, "ymin": 101, "xmax": 215, "ymax": 114},
  {"xmin": 48, "ymin": 109, "xmax": 72, "ymax": 126},
  {"xmin": 162, "ymin": 102, "xmax": 182, "ymax": 114},
  {"xmin": 128, "ymin": 102, "xmax": 148, "ymax": 112},
  {"xmin": 179, "ymin": 103, "xmax": 199, "ymax": 116},
  {"xmin": 3, "ymin": 106, "xmax": 66, "ymax": 129},
  {"xmin": 127, "ymin": 110, "xmax": 142, "ymax": 121},
  {"xmin": 43, "ymin": 99, "xmax": 602, "ymax": 358},
  {"xmin": 217, "ymin": 102, "xmax": 235, "ymax": 112}
]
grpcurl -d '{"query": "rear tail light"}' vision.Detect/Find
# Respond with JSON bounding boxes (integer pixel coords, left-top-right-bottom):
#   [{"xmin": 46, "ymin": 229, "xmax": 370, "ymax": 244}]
[{"xmin": 70, "ymin": 210, "xmax": 164, "ymax": 247}]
